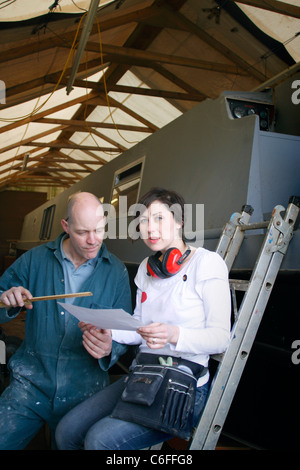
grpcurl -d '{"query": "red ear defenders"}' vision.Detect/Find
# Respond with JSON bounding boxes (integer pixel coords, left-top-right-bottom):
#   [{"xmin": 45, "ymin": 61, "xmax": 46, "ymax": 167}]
[{"xmin": 147, "ymin": 247, "xmax": 191, "ymax": 279}]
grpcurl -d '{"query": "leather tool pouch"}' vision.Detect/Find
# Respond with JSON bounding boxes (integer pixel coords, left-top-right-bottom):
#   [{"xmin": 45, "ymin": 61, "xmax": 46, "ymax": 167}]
[{"xmin": 111, "ymin": 354, "xmax": 205, "ymax": 440}]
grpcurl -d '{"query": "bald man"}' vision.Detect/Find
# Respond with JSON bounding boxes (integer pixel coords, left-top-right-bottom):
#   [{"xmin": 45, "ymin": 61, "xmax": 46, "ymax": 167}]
[{"xmin": 0, "ymin": 192, "xmax": 132, "ymax": 449}]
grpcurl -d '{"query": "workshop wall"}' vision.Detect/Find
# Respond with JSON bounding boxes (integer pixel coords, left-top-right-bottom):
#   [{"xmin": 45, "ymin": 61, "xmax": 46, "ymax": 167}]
[{"xmin": 0, "ymin": 190, "xmax": 47, "ymax": 274}]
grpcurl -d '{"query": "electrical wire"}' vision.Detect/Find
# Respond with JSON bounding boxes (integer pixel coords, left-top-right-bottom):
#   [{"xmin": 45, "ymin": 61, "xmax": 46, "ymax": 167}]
[
  {"xmin": 0, "ymin": 5, "xmax": 139, "ymax": 149},
  {"xmin": 0, "ymin": 0, "xmax": 16, "ymax": 10},
  {"xmin": 94, "ymin": 16, "xmax": 139, "ymax": 145},
  {"xmin": 0, "ymin": 10, "xmax": 88, "ymax": 123},
  {"xmin": 0, "ymin": 5, "xmax": 137, "ymax": 181},
  {"xmin": 70, "ymin": 0, "xmax": 88, "ymax": 12},
  {"xmin": 1, "ymin": 9, "xmax": 88, "ymax": 178}
]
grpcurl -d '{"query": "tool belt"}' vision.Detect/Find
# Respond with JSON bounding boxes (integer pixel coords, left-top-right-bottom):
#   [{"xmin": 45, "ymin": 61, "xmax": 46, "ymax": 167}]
[{"xmin": 111, "ymin": 353, "xmax": 207, "ymax": 440}]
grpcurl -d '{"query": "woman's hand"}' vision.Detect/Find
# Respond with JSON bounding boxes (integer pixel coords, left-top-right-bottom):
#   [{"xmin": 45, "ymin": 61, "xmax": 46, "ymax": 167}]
[
  {"xmin": 78, "ymin": 322, "xmax": 112, "ymax": 359},
  {"xmin": 137, "ymin": 322, "xmax": 179, "ymax": 349}
]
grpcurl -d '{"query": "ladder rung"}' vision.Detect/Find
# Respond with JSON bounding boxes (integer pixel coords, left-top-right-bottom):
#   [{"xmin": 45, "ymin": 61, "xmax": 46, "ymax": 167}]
[
  {"xmin": 229, "ymin": 279, "xmax": 249, "ymax": 291},
  {"xmin": 210, "ymin": 353, "xmax": 224, "ymax": 362},
  {"xmin": 239, "ymin": 221, "xmax": 269, "ymax": 231}
]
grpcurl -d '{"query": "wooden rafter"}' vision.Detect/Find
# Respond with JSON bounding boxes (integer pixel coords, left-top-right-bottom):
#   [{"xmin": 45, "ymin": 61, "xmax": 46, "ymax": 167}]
[
  {"xmin": 0, "ymin": 125, "xmax": 67, "ymax": 155},
  {"xmin": 0, "ymin": 91, "xmax": 101, "ymax": 133},
  {"xmin": 23, "ymin": 141, "xmax": 120, "ymax": 152},
  {"xmin": 0, "ymin": 0, "xmax": 296, "ymax": 191},
  {"xmin": 81, "ymin": 42, "xmax": 250, "ymax": 76},
  {"xmin": 46, "ymin": 77, "xmax": 209, "ymax": 101},
  {"xmin": 233, "ymin": 0, "xmax": 300, "ymax": 19},
  {"xmin": 162, "ymin": 6, "xmax": 269, "ymax": 82},
  {"xmin": 0, "ymin": 3, "xmax": 159, "ymax": 66},
  {"xmin": 36, "ymin": 118, "xmax": 154, "ymax": 133}
]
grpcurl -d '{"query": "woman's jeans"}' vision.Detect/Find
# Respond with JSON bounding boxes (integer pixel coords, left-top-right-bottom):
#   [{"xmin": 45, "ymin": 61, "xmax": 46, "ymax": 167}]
[{"xmin": 55, "ymin": 376, "xmax": 210, "ymax": 450}]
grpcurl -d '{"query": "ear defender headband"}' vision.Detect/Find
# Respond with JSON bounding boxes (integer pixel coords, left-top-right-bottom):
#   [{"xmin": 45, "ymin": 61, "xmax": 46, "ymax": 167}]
[{"xmin": 147, "ymin": 247, "xmax": 191, "ymax": 279}]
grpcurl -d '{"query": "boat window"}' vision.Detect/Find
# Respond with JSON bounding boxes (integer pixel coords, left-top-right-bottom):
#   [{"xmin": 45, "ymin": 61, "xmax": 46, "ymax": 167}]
[
  {"xmin": 39, "ymin": 204, "xmax": 56, "ymax": 240},
  {"xmin": 110, "ymin": 160, "xmax": 143, "ymax": 217}
]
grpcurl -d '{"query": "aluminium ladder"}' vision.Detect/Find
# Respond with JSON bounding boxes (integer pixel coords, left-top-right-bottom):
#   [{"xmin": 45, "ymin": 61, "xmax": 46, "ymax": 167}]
[
  {"xmin": 0, "ymin": 339, "xmax": 5, "ymax": 394},
  {"xmin": 0, "ymin": 340, "xmax": 5, "ymax": 368},
  {"xmin": 189, "ymin": 195, "xmax": 300, "ymax": 450}
]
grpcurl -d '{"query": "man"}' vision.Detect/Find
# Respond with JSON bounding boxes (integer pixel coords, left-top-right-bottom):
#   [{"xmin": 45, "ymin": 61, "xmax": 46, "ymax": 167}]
[{"xmin": 0, "ymin": 192, "xmax": 132, "ymax": 449}]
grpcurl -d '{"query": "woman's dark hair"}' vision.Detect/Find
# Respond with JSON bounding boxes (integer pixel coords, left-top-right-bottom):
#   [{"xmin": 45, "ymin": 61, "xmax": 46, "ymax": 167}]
[{"xmin": 136, "ymin": 187, "xmax": 186, "ymax": 239}]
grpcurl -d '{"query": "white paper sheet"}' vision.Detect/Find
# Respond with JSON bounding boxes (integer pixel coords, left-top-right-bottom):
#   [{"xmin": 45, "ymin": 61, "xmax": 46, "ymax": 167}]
[{"xmin": 58, "ymin": 302, "xmax": 143, "ymax": 330}]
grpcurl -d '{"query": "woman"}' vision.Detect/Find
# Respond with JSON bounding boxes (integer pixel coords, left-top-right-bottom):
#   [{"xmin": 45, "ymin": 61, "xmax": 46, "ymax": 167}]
[{"xmin": 55, "ymin": 187, "xmax": 231, "ymax": 450}]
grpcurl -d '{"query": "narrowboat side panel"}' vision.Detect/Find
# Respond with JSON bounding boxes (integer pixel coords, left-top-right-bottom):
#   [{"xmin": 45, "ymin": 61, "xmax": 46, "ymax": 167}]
[
  {"xmin": 18, "ymin": 94, "xmax": 256, "ymax": 248},
  {"xmin": 17, "ymin": 93, "xmax": 300, "ymax": 273}
]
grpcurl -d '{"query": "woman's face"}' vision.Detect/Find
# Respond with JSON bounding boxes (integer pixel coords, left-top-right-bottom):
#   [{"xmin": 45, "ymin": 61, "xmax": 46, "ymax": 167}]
[{"xmin": 139, "ymin": 200, "xmax": 183, "ymax": 253}]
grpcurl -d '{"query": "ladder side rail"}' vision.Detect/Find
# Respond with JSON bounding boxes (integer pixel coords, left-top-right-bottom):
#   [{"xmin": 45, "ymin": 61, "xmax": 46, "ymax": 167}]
[
  {"xmin": 0, "ymin": 340, "xmax": 5, "ymax": 366},
  {"xmin": 190, "ymin": 209, "xmax": 280, "ymax": 449},
  {"xmin": 0, "ymin": 340, "xmax": 6, "ymax": 395},
  {"xmin": 189, "ymin": 200, "xmax": 299, "ymax": 450},
  {"xmin": 223, "ymin": 218, "xmax": 269, "ymax": 271},
  {"xmin": 200, "ymin": 250, "xmax": 284, "ymax": 449},
  {"xmin": 222, "ymin": 229, "xmax": 245, "ymax": 272},
  {"xmin": 216, "ymin": 207, "xmax": 253, "ymax": 271},
  {"xmin": 230, "ymin": 285, "xmax": 239, "ymax": 323},
  {"xmin": 188, "ymin": 281, "xmax": 260, "ymax": 451},
  {"xmin": 215, "ymin": 217, "xmax": 239, "ymax": 262},
  {"xmin": 215, "ymin": 210, "xmax": 241, "ymax": 255},
  {"xmin": 188, "ymin": 272, "xmax": 265, "ymax": 450}
]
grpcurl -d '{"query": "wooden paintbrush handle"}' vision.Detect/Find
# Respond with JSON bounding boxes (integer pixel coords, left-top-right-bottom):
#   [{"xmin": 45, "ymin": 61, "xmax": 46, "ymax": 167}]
[{"xmin": 0, "ymin": 292, "xmax": 93, "ymax": 308}]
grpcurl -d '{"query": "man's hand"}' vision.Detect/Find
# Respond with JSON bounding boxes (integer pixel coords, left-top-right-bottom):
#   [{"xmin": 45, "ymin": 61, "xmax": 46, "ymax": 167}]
[
  {"xmin": 78, "ymin": 322, "xmax": 112, "ymax": 359},
  {"xmin": 0, "ymin": 286, "xmax": 33, "ymax": 309}
]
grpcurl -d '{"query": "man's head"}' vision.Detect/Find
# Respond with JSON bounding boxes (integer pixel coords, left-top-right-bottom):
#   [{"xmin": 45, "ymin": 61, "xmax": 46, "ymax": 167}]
[{"xmin": 61, "ymin": 192, "xmax": 106, "ymax": 264}]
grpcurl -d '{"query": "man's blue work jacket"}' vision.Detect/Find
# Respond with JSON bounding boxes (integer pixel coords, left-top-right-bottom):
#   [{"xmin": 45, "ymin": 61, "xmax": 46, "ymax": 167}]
[{"xmin": 0, "ymin": 233, "xmax": 132, "ymax": 416}]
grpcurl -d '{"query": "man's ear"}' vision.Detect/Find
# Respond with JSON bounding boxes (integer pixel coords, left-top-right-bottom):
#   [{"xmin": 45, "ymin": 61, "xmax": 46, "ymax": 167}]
[{"xmin": 61, "ymin": 218, "xmax": 69, "ymax": 234}]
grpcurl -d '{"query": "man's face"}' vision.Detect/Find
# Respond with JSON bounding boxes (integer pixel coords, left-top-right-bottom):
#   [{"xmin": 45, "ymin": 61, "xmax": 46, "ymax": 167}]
[{"xmin": 62, "ymin": 203, "xmax": 106, "ymax": 263}]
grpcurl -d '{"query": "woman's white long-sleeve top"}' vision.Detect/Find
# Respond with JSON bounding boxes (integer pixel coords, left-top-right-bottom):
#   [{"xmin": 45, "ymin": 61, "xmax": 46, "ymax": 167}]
[{"xmin": 112, "ymin": 247, "xmax": 231, "ymax": 383}]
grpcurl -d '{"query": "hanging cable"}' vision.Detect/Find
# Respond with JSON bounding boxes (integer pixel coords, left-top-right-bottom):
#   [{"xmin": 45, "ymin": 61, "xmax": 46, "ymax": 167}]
[
  {"xmin": 95, "ymin": 16, "xmax": 139, "ymax": 145},
  {"xmin": 0, "ymin": 0, "xmax": 16, "ymax": 10},
  {"xmin": 0, "ymin": 11, "xmax": 87, "ymax": 123}
]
